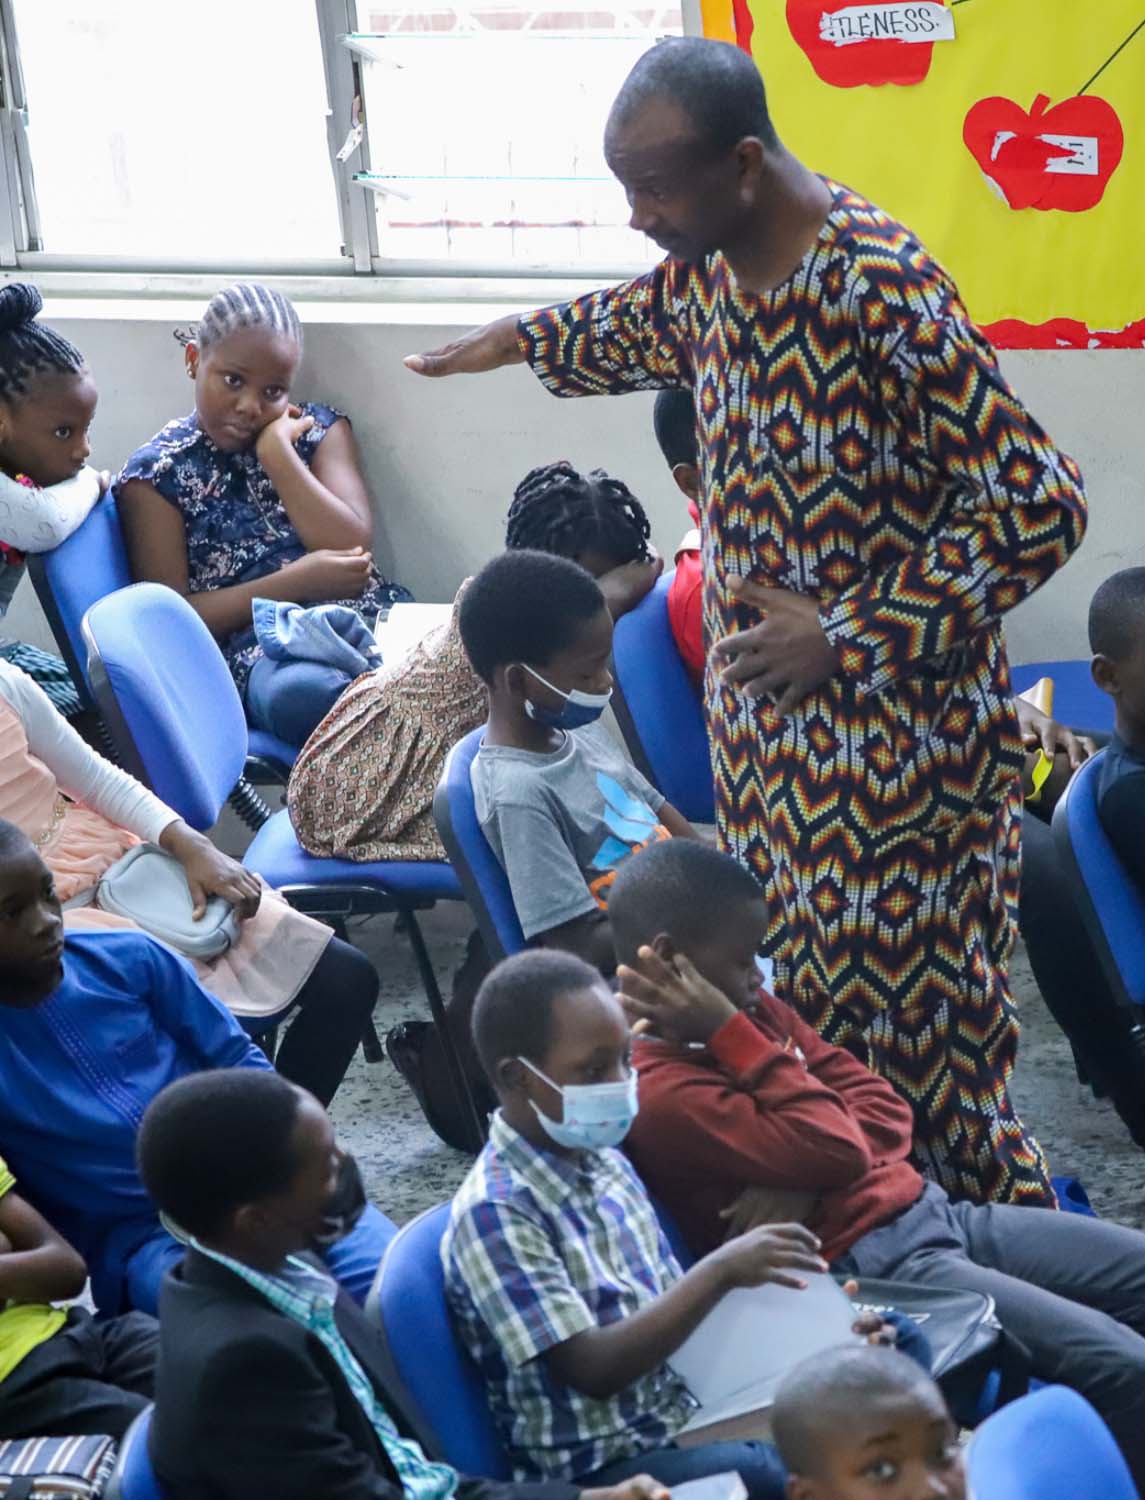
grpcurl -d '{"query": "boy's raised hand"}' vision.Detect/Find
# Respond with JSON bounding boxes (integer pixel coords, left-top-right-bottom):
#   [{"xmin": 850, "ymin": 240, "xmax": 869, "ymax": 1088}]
[
  {"xmin": 618, "ymin": 946, "xmax": 737, "ymax": 1046},
  {"xmin": 705, "ymin": 1221, "xmax": 828, "ymax": 1292}
]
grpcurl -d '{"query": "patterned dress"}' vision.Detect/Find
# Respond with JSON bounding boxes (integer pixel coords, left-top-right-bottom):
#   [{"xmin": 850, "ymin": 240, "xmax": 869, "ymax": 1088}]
[
  {"xmin": 116, "ymin": 405, "xmax": 411, "ymax": 697},
  {"xmin": 520, "ymin": 182, "xmax": 1087, "ymax": 1207}
]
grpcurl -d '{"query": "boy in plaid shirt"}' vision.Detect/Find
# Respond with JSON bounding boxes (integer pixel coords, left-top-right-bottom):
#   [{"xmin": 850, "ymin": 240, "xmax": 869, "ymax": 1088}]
[{"xmin": 442, "ymin": 949, "xmax": 839, "ymax": 1500}]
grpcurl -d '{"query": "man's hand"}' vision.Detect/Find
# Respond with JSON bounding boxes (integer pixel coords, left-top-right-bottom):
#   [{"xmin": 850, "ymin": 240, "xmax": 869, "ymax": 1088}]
[
  {"xmin": 719, "ymin": 1185, "xmax": 819, "ymax": 1241},
  {"xmin": 404, "ymin": 313, "xmax": 527, "ymax": 378},
  {"xmin": 618, "ymin": 947, "xmax": 737, "ymax": 1046},
  {"xmin": 1015, "ymin": 696, "xmax": 1096, "ymax": 771},
  {"xmin": 582, "ymin": 1476, "xmax": 671, "ymax": 1500},
  {"xmin": 704, "ymin": 1222, "xmax": 827, "ymax": 1292},
  {"xmin": 843, "ymin": 1279, "xmax": 899, "ymax": 1347},
  {"xmin": 712, "ymin": 578, "xmax": 840, "ymax": 715}
]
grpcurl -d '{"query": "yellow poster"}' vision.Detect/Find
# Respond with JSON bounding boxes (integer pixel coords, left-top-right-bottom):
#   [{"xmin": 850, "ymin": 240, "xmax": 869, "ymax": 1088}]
[{"xmin": 707, "ymin": 0, "xmax": 1145, "ymax": 347}]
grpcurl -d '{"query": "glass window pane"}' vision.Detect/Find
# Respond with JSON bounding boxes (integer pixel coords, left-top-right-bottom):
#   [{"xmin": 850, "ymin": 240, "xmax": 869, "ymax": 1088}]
[
  {"xmin": 13, "ymin": 0, "xmax": 341, "ymax": 260},
  {"xmin": 355, "ymin": 2, "xmax": 683, "ymax": 268}
]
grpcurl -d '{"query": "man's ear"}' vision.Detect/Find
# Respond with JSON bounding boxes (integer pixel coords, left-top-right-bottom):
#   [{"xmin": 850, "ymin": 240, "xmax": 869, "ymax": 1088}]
[
  {"xmin": 231, "ymin": 1201, "xmax": 268, "ymax": 1239},
  {"xmin": 496, "ymin": 1056, "xmax": 528, "ymax": 1095},
  {"xmin": 499, "ymin": 662, "xmax": 529, "ymax": 704},
  {"xmin": 734, "ymin": 135, "xmax": 768, "ymax": 198},
  {"xmin": 184, "ymin": 342, "xmax": 200, "ymax": 380},
  {"xmin": 1092, "ymin": 653, "xmax": 1119, "ymax": 697},
  {"xmin": 650, "ymin": 932, "xmax": 677, "ymax": 962},
  {"xmin": 671, "ymin": 462, "xmax": 701, "ymax": 505}
]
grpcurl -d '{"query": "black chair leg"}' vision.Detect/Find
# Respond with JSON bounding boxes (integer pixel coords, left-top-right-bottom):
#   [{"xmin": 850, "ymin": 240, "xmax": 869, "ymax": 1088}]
[
  {"xmin": 401, "ymin": 907, "xmax": 485, "ymax": 1147},
  {"xmin": 361, "ymin": 1018, "xmax": 384, "ymax": 1064}
]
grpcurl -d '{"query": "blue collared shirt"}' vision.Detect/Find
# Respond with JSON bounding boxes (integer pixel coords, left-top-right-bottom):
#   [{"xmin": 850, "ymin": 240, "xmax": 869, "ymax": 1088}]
[
  {"xmin": 442, "ymin": 1110, "xmax": 695, "ymax": 1482},
  {"xmin": 0, "ymin": 931, "xmax": 268, "ymax": 1258}
]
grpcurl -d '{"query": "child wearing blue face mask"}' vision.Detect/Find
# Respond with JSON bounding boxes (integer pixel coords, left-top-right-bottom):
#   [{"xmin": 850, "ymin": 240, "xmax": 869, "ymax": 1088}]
[
  {"xmin": 443, "ymin": 947, "xmax": 835, "ymax": 1500},
  {"xmin": 458, "ymin": 549, "xmax": 697, "ymax": 977}
]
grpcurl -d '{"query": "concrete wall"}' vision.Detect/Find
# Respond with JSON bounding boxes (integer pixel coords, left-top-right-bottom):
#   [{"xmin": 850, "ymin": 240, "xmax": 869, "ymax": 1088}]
[{"xmin": 9, "ymin": 302, "xmax": 1145, "ymax": 667}]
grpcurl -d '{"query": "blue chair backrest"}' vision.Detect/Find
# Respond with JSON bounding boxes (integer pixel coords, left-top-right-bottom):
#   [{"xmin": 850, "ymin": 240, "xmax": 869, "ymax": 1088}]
[
  {"xmin": 106, "ymin": 1405, "xmax": 167, "ymax": 1500},
  {"xmin": 433, "ymin": 728, "xmax": 526, "ymax": 961},
  {"xmin": 373, "ymin": 1203, "xmax": 511, "ymax": 1479},
  {"xmin": 968, "ymin": 1385, "xmax": 1136, "ymax": 1500},
  {"xmin": 1010, "ymin": 659, "xmax": 1113, "ymax": 739},
  {"xmin": 28, "ymin": 493, "xmax": 131, "ymax": 704},
  {"xmin": 1052, "ymin": 750, "xmax": 1145, "ymax": 1009},
  {"xmin": 82, "ymin": 583, "xmax": 249, "ymax": 831},
  {"xmin": 611, "ymin": 573, "xmax": 714, "ymax": 825}
]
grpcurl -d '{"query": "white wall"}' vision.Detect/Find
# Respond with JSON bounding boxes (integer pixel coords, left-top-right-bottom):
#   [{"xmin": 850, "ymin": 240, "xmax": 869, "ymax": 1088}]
[{"xmin": 8, "ymin": 303, "xmax": 1145, "ymax": 668}]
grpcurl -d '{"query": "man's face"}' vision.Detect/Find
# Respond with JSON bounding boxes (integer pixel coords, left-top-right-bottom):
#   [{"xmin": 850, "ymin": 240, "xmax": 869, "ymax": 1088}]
[
  {"xmin": 245, "ymin": 1094, "xmax": 348, "ymax": 1260},
  {"xmin": 0, "ymin": 845, "xmax": 65, "ymax": 1006},
  {"xmin": 1093, "ymin": 641, "xmax": 1145, "ymax": 726},
  {"xmin": 677, "ymin": 894, "xmax": 769, "ymax": 1011},
  {"xmin": 604, "ymin": 94, "xmax": 757, "ymax": 264}
]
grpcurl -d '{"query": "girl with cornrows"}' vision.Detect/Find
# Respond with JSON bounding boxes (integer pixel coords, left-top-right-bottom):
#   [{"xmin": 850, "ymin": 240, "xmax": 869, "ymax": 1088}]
[
  {"xmin": 0, "ymin": 284, "xmax": 107, "ymax": 707},
  {"xmin": 116, "ymin": 283, "xmax": 410, "ymax": 747},
  {"xmin": 0, "ymin": 287, "xmax": 378, "ymax": 1107}
]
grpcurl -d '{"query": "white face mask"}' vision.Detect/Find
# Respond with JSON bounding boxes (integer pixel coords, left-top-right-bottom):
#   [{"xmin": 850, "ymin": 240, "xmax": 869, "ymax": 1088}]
[
  {"xmin": 518, "ymin": 1056, "xmax": 639, "ymax": 1151},
  {"xmin": 517, "ymin": 664, "xmax": 613, "ymax": 730}
]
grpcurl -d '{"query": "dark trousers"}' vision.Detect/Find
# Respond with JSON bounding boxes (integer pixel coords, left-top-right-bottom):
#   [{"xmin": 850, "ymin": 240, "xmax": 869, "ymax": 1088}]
[
  {"xmin": 273, "ymin": 935, "xmax": 379, "ymax": 1107},
  {"xmin": 835, "ymin": 1182, "xmax": 1145, "ymax": 1489},
  {"xmin": 0, "ymin": 1309, "xmax": 157, "ymax": 1442}
]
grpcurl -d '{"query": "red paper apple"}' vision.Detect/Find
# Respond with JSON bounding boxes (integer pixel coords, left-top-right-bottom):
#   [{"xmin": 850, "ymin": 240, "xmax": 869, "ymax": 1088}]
[
  {"xmin": 786, "ymin": 0, "xmax": 947, "ymax": 88},
  {"xmin": 963, "ymin": 93, "xmax": 1124, "ymax": 213}
]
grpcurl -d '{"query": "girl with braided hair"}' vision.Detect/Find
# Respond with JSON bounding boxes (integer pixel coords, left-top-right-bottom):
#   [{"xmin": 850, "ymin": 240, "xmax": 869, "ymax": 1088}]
[
  {"xmin": 116, "ymin": 283, "xmax": 410, "ymax": 747},
  {"xmin": 0, "ymin": 284, "xmax": 108, "ymax": 711},
  {"xmin": 506, "ymin": 459, "xmax": 662, "ymax": 617}
]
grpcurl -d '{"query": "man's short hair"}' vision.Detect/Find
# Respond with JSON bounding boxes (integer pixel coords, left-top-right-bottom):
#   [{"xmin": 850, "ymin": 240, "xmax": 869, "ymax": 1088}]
[
  {"xmin": 653, "ymin": 389, "xmax": 698, "ymax": 471},
  {"xmin": 1089, "ymin": 567, "xmax": 1145, "ymax": 661},
  {"xmin": 609, "ymin": 838, "xmax": 763, "ymax": 966},
  {"xmin": 137, "ymin": 1071, "xmax": 305, "ymax": 1240},
  {"xmin": 609, "ymin": 37, "xmax": 778, "ymax": 153},
  {"xmin": 772, "ymin": 1345, "xmax": 944, "ymax": 1477},
  {"xmin": 0, "ymin": 817, "xmax": 35, "ymax": 867},
  {"xmin": 472, "ymin": 948, "xmax": 604, "ymax": 1084},
  {"xmin": 458, "ymin": 549, "xmax": 606, "ymax": 684}
]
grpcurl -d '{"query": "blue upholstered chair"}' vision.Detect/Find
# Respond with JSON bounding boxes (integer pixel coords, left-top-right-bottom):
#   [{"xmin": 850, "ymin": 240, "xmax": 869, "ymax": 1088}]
[
  {"xmin": 1010, "ymin": 660, "xmax": 1112, "ymax": 739},
  {"xmin": 1052, "ymin": 750, "xmax": 1145, "ymax": 1014},
  {"xmin": 968, "ymin": 1385, "xmax": 1136, "ymax": 1500},
  {"xmin": 611, "ymin": 572, "xmax": 714, "ymax": 826},
  {"xmin": 434, "ymin": 728, "xmax": 526, "ymax": 962},
  {"xmin": 29, "ymin": 493, "xmax": 296, "ymax": 786},
  {"xmin": 105, "ymin": 1406, "xmax": 166, "ymax": 1500},
  {"xmin": 368, "ymin": 1203, "xmax": 511, "ymax": 1479},
  {"xmin": 82, "ymin": 582, "xmax": 481, "ymax": 1139}
]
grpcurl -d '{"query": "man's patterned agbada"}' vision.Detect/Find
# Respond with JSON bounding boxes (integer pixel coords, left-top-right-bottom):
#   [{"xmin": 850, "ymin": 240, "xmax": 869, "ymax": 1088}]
[{"xmin": 519, "ymin": 181, "xmax": 1087, "ymax": 1207}]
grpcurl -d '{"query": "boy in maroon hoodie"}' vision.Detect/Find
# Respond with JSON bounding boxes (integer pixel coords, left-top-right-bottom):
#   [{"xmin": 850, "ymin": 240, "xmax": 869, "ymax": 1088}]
[{"xmin": 609, "ymin": 837, "xmax": 1145, "ymax": 1489}]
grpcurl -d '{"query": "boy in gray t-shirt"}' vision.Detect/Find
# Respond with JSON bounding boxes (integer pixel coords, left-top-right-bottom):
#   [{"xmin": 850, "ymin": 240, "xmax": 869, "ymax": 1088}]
[{"xmin": 460, "ymin": 549, "xmax": 697, "ymax": 974}]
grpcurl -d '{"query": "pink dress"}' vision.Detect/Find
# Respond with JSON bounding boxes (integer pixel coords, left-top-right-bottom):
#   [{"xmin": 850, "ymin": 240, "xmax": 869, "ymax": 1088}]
[{"xmin": 0, "ymin": 675, "xmax": 330, "ymax": 1018}]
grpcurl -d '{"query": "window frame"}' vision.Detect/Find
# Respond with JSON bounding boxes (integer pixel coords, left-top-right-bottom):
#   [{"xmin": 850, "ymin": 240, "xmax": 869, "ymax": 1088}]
[{"xmin": 0, "ymin": 0, "xmax": 701, "ymax": 284}]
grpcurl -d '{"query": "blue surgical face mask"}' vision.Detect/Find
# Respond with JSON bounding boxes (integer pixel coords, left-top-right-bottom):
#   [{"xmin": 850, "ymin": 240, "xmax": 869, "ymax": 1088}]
[
  {"xmin": 518, "ymin": 1056, "xmax": 639, "ymax": 1151},
  {"xmin": 518, "ymin": 663, "xmax": 612, "ymax": 730}
]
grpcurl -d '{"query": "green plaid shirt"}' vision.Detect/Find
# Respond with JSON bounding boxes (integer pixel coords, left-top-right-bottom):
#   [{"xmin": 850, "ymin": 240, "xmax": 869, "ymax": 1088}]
[
  {"xmin": 192, "ymin": 1241, "xmax": 457, "ymax": 1500},
  {"xmin": 441, "ymin": 1111, "xmax": 696, "ymax": 1482}
]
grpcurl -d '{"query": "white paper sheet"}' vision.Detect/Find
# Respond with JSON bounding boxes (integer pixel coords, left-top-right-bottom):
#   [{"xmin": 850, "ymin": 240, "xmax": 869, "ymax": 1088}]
[
  {"xmin": 670, "ymin": 1275, "xmax": 861, "ymax": 1430},
  {"xmin": 374, "ymin": 602, "xmax": 452, "ymax": 664}
]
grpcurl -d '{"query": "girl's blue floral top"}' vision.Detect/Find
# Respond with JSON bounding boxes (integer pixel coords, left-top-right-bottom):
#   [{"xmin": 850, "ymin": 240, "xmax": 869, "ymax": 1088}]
[{"xmin": 116, "ymin": 404, "xmax": 411, "ymax": 693}]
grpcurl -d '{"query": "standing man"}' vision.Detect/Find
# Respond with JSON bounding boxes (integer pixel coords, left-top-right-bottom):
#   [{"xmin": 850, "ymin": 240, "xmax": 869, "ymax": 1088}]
[{"xmin": 405, "ymin": 38, "xmax": 1087, "ymax": 1206}]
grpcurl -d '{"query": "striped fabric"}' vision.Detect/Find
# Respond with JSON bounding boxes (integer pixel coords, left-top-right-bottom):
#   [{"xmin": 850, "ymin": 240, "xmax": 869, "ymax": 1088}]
[
  {"xmin": 519, "ymin": 180, "xmax": 1087, "ymax": 1207},
  {"xmin": 441, "ymin": 1111, "xmax": 695, "ymax": 1481},
  {"xmin": 0, "ymin": 1432, "xmax": 116, "ymax": 1494}
]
